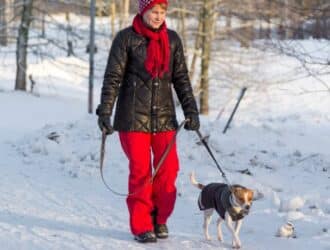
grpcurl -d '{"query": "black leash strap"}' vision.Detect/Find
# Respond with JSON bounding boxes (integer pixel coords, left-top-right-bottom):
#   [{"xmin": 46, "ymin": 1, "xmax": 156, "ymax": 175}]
[
  {"xmin": 100, "ymin": 120, "xmax": 187, "ymax": 197},
  {"xmin": 195, "ymin": 129, "xmax": 231, "ymax": 185}
]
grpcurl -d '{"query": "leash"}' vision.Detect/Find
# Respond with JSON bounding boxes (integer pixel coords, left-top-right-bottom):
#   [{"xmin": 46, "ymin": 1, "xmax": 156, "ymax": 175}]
[
  {"xmin": 195, "ymin": 129, "xmax": 231, "ymax": 185},
  {"xmin": 100, "ymin": 120, "xmax": 187, "ymax": 197}
]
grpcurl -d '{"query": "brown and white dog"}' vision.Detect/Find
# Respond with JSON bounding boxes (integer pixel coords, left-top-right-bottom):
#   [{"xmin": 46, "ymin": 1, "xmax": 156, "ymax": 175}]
[{"xmin": 190, "ymin": 172, "xmax": 254, "ymax": 248}]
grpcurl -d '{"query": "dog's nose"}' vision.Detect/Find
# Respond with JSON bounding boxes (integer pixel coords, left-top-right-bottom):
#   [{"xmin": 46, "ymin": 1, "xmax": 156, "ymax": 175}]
[{"xmin": 245, "ymin": 205, "xmax": 250, "ymax": 210}]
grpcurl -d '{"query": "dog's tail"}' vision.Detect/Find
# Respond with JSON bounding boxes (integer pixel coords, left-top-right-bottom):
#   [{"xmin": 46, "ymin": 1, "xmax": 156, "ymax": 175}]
[{"xmin": 189, "ymin": 171, "xmax": 204, "ymax": 190}]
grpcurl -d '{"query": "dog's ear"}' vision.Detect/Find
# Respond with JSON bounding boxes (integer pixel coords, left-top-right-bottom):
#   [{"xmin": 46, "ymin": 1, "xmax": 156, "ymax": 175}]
[
  {"xmin": 230, "ymin": 185, "xmax": 243, "ymax": 193},
  {"xmin": 247, "ymin": 189, "xmax": 254, "ymax": 201},
  {"xmin": 230, "ymin": 186, "xmax": 244, "ymax": 197},
  {"xmin": 231, "ymin": 186, "xmax": 255, "ymax": 202}
]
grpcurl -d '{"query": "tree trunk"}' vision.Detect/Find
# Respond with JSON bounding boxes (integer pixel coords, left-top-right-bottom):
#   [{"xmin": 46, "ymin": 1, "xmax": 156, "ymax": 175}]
[
  {"xmin": 176, "ymin": 1, "xmax": 187, "ymax": 56},
  {"xmin": 278, "ymin": 0, "xmax": 288, "ymax": 39},
  {"xmin": 110, "ymin": 2, "xmax": 116, "ymax": 37},
  {"xmin": 41, "ymin": 10, "xmax": 45, "ymax": 38},
  {"xmin": 123, "ymin": 0, "xmax": 130, "ymax": 27},
  {"xmin": 96, "ymin": 0, "xmax": 103, "ymax": 16},
  {"xmin": 240, "ymin": 0, "xmax": 254, "ymax": 47},
  {"xmin": 119, "ymin": 0, "xmax": 130, "ymax": 29},
  {"xmin": 225, "ymin": 8, "xmax": 231, "ymax": 39},
  {"xmin": 199, "ymin": 0, "xmax": 214, "ymax": 115},
  {"xmin": 323, "ymin": 13, "xmax": 329, "ymax": 39},
  {"xmin": 265, "ymin": 0, "xmax": 272, "ymax": 39},
  {"xmin": 66, "ymin": 12, "xmax": 74, "ymax": 56},
  {"xmin": 189, "ymin": 10, "xmax": 203, "ymax": 84},
  {"xmin": 313, "ymin": 18, "xmax": 322, "ymax": 39},
  {"xmin": 0, "ymin": 0, "xmax": 10, "ymax": 46},
  {"xmin": 15, "ymin": 0, "xmax": 34, "ymax": 91},
  {"xmin": 321, "ymin": 12, "xmax": 327, "ymax": 39}
]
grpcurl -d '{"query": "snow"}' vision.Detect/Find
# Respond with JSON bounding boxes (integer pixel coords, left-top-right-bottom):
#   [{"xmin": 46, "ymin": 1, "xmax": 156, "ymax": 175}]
[{"xmin": 1, "ymin": 19, "xmax": 330, "ymax": 249}]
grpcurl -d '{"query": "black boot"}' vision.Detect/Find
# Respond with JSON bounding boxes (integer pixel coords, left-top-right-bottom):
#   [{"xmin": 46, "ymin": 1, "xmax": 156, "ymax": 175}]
[
  {"xmin": 151, "ymin": 208, "xmax": 169, "ymax": 239},
  {"xmin": 134, "ymin": 231, "xmax": 157, "ymax": 243},
  {"xmin": 154, "ymin": 224, "xmax": 169, "ymax": 239}
]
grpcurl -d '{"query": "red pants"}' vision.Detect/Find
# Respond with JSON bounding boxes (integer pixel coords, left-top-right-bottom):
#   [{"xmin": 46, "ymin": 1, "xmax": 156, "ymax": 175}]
[{"xmin": 119, "ymin": 131, "xmax": 179, "ymax": 235}]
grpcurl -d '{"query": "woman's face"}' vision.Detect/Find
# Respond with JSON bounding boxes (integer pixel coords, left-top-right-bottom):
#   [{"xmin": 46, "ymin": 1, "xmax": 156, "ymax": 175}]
[{"xmin": 143, "ymin": 4, "xmax": 167, "ymax": 29}]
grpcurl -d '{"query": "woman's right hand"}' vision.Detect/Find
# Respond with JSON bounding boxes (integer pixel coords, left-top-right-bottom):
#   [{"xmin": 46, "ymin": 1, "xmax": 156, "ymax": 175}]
[{"xmin": 98, "ymin": 116, "xmax": 114, "ymax": 135}]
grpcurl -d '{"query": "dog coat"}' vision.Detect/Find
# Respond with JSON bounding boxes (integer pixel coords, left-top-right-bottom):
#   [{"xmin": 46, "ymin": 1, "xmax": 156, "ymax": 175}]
[{"xmin": 198, "ymin": 183, "xmax": 245, "ymax": 221}]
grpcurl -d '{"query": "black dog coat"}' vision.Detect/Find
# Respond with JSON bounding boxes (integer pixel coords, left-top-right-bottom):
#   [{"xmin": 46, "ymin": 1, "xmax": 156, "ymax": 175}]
[{"xmin": 198, "ymin": 183, "xmax": 245, "ymax": 221}]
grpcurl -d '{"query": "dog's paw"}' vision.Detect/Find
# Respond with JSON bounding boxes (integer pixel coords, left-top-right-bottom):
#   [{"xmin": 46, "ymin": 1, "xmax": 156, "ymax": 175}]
[
  {"xmin": 232, "ymin": 240, "xmax": 241, "ymax": 249},
  {"xmin": 205, "ymin": 236, "xmax": 212, "ymax": 241},
  {"xmin": 217, "ymin": 235, "xmax": 223, "ymax": 242}
]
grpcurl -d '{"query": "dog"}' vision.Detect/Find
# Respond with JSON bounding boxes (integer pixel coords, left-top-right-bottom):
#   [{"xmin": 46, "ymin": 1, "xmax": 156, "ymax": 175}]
[{"xmin": 190, "ymin": 172, "xmax": 254, "ymax": 248}]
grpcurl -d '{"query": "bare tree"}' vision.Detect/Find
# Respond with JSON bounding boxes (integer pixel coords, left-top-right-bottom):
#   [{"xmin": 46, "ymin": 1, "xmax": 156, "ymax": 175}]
[
  {"xmin": 189, "ymin": 8, "xmax": 203, "ymax": 83},
  {"xmin": 65, "ymin": 11, "xmax": 74, "ymax": 56},
  {"xmin": 15, "ymin": 0, "xmax": 34, "ymax": 91},
  {"xmin": 110, "ymin": 1, "xmax": 116, "ymax": 37},
  {"xmin": 123, "ymin": 0, "xmax": 130, "ymax": 27},
  {"xmin": 175, "ymin": 0, "xmax": 187, "ymax": 55},
  {"xmin": 117, "ymin": 0, "xmax": 129, "ymax": 29},
  {"xmin": 199, "ymin": 0, "xmax": 217, "ymax": 115},
  {"xmin": 0, "ymin": 0, "xmax": 13, "ymax": 46}
]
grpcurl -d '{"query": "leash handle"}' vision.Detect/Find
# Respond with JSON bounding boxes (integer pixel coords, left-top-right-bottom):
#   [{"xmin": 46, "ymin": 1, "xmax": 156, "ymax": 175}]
[
  {"xmin": 195, "ymin": 129, "xmax": 231, "ymax": 185},
  {"xmin": 100, "ymin": 120, "xmax": 188, "ymax": 197},
  {"xmin": 100, "ymin": 129, "xmax": 126, "ymax": 196}
]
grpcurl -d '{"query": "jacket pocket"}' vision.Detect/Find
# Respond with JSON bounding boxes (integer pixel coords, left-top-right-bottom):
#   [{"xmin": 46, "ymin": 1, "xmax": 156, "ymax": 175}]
[{"xmin": 168, "ymin": 82, "xmax": 176, "ymax": 113}]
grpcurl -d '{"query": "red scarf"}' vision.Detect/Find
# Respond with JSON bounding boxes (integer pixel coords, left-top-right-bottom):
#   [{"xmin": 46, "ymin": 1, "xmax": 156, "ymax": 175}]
[{"xmin": 132, "ymin": 14, "xmax": 170, "ymax": 79}]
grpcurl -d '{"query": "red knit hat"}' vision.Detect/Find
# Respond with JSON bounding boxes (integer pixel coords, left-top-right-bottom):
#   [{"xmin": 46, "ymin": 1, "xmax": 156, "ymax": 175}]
[{"xmin": 138, "ymin": 0, "xmax": 168, "ymax": 16}]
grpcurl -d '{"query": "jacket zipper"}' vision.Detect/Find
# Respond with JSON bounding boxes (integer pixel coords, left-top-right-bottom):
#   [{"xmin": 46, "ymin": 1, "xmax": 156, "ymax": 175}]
[
  {"xmin": 132, "ymin": 81, "xmax": 136, "ymax": 129},
  {"xmin": 151, "ymin": 77, "xmax": 159, "ymax": 133}
]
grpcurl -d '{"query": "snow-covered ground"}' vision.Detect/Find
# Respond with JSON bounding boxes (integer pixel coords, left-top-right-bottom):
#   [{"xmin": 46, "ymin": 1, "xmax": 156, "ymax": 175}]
[{"xmin": 1, "ymin": 18, "xmax": 330, "ymax": 249}]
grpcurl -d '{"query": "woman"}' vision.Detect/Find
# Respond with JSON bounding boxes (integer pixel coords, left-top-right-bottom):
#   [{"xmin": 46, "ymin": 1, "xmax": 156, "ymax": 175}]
[{"xmin": 96, "ymin": 0, "xmax": 200, "ymax": 243}]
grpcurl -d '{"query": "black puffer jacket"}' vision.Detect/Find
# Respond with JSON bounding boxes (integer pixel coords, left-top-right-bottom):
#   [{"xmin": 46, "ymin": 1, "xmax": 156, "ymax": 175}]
[{"xmin": 96, "ymin": 26, "xmax": 198, "ymax": 132}]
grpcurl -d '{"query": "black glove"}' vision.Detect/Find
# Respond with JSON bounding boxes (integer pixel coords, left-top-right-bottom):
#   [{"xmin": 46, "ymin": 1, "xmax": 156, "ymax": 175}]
[
  {"xmin": 184, "ymin": 114, "xmax": 200, "ymax": 131},
  {"xmin": 98, "ymin": 116, "xmax": 114, "ymax": 135}
]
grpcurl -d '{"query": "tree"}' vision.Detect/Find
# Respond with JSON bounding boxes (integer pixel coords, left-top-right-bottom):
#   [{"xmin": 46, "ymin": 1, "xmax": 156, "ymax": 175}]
[
  {"xmin": 199, "ymin": 0, "xmax": 217, "ymax": 115},
  {"xmin": 0, "ymin": 0, "xmax": 13, "ymax": 46},
  {"xmin": 15, "ymin": 0, "xmax": 34, "ymax": 91},
  {"xmin": 118, "ymin": 0, "xmax": 130, "ymax": 29}
]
